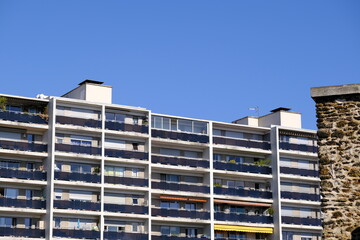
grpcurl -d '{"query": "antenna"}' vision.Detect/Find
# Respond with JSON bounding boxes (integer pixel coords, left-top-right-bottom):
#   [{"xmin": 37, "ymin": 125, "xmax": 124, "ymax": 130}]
[{"xmin": 248, "ymin": 106, "xmax": 259, "ymax": 117}]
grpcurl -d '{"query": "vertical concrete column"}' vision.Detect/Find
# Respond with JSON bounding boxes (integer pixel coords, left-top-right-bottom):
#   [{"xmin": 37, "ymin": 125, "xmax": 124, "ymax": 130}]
[
  {"xmin": 147, "ymin": 110, "xmax": 152, "ymax": 240},
  {"xmin": 270, "ymin": 126, "xmax": 282, "ymax": 240},
  {"xmin": 45, "ymin": 97, "xmax": 56, "ymax": 240},
  {"xmin": 100, "ymin": 105, "xmax": 105, "ymax": 240},
  {"xmin": 311, "ymin": 84, "xmax": 360, "ymax": 240},
  {"xmin": 209, "ymin": 121, "xmax": 215, "ymax": 240}
]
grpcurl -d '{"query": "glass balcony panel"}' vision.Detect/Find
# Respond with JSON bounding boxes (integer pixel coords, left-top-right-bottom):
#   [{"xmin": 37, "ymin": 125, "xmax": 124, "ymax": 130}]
[
  {"xmin": 54, "ymin": 171, "xmax": 101, "ymax": 183},
  {"xmin": 152, "ymin": 208, "xmax": 210, "ymax": 220},
  {"xmin": 213, "ymin": 161, "xmax": 271, "ymax": 174},
  {"xmin": 214, "ymin": 187, "xmax": 272, "ymax": 199},
  {"xmin": 281, "ymin": 191, "xmax": 321, "ymax": 201},
  {"xmin": 104, "ymin": 232, "xmax": 148, "ymax": 240},
  {"xmin": 213, "ymin": 137, "xmax": 270, "ymax": 150},
  {"xmin": 152, "ymin": 182, "xmax": 210, "ymax": 194},
  {"xmin": 152, "ymin": 236, "xmax": 209, "ymax": 240},
  {"xmin": 0, "ymin": 168, "xmax": 46, "ymax": 180},
  {"xmin": 0, "ymin": 140, "xmax": 47, "ymax": 152},
  {"xmin": 281, "ymin": 216, "xmax": 321, "ymax": 226},
  {"xmin": 151, "ymin": 129, "xmax": 209, "ymax": 143},
  {"xmin": 104, "ymin": 204, "xmax": 148, "ymax": 214},
  {"xmin": 214, "ymin": 212, "xmax": 273, "ymax": 224},
  {"xmin": 105, "ymin": 149, "xmax": 148, "ymax": 160},
  {"xmin": 0, "ymin": 227, "xmax": 45, "ymax": 238},
  {"xmin": 0, "ymin": 198, "xmax": 45, "ymax": 209},
  {"xmin": 105, "ymin": 121, "xmax": 148, "ymax": 134},
  {"xmin": 53, "ymin": 229, "xmax": 100, "ymax": 239},
  {"xmin": 0, "ymin": 111, "xmax": 48, "ymax": 124},
  {"xmin": 56, "ymin": 116, "xmax": 101, "ymax": 128},
  {"xmin": 104, "ymin": 176, "xmax": 148, "ymax": 187},
  {"xmin": 55, "ymin": 143, "xmax": 101, "ymax": 155},
  {"xmin": 280, "ymin": 167, "xmax": 319, "ymax": 177},
  {"xmin": 152, "ymin": 155, "xmax": 209, "ymax": 168},
  {"xmin": 53, "ymin": 200, "xmax": 101, "ymax": 211},
  {"xmin": 279, "ymin": 142, "xmax": 317, "ymax": 153}
]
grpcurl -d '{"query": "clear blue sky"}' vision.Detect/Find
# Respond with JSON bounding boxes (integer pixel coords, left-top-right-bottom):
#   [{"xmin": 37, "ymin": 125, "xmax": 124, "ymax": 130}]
[{"xmin": 1, "ymin": 1, "xmax": 359, "ymax": 129}]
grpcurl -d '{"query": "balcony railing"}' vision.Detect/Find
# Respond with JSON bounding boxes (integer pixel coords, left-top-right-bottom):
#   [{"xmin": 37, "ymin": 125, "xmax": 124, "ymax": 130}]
[
  {"xmin": 213, "ymin": 137, "xmax": 270, "ymax": 150},
  {"xmin": 54, "ymin": 200, "xmax": 101, "ymax": 211},
  {"xmin": 53, "ymin": 229, "xmax": 100, "ymax": 239},
  {"xmin": 0, "ymin": 198, "xmax": 45, "ymax": 209},
  {"xmin": 152, "ymin": 236, "xmax": 209, "ymax": 240},
  {"xmin": 54, "ymin": 171, "xmax": 101, "ymax": 183},
  {"xmin": 55, "ymin": 143, "xmax": 101, "ymax": 156},
  {"xmin": 104, "ymin": 232, "xmax": 148, "ymax": 240},
  {"xmin": 104, "ymin": 176, "xmax": 148, "ymax": 187},
  {"xmin": 0, "ymin": 168, "xmax": 46, "ymax": 181},
  {"xmin": 152, "ymin": 181, "xmax": 210, "ymax": 194},
  {"xmin": 280, "ymin": 166, "xmax": 319, "ymax": 178},
  {"xmin": 105, "ymin": 148, "xmax": 148, "ymax": 160},
  {"xmin": 105, "ymin": 121, "xmax": 149, "ymax": 134},
  {"xmin": 279, "ymin": 142, "xmax": 317, "ymax": 153},
  {"xmin": 216, "ymin": 238, "xmax": 267, "ymax": 240},
  {"xmin": 214, "ymin": 187, "xmax": 272, "ymax": 199},
  {"xmin": 214, "ymin": 161, "xmax": 271, "ymax": 174},
  {"xmin": 281, "ymin": 191, "xmax": 321, "ymax": 202},
  {"xmin": 152, "ymin": 155, "xmax": 209, "ymax": 168},
  {"xmin": 0, "ymin": 110, "xmax": 48, "ymax": 125},
  {"xmin": 214, "ymin": 212, "xmax": 273, "ymax": 224},
  {"xmin": 152, "ymin": 208, "xmax": 210, "ymax": 220},
  {"xmin": 0, "ymin": 140, "xmax": 47, "ymax": 152},
  {"xmin": 152, "ymin": 129, "xmax": 209, "ymax": 143},
  {"xmin": 104, "ymin": 204, "xmax": 148, "ymax": 214},
  {"xmin": 282, "ymin": 216, "xmax": 321, "ymax": 226},
  {"xmin": 56, "ymin": 115, "xmax": 101, "ymax": 128},
  {"xmin": 0, "ymin": 227, "xmax": 45, "ymax": 238}
]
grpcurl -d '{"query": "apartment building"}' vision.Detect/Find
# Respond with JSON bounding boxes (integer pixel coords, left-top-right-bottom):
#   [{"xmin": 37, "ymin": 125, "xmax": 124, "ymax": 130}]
[{"xmin": 0, "ymin": 80, "xmax": 321, "ymax": 240}]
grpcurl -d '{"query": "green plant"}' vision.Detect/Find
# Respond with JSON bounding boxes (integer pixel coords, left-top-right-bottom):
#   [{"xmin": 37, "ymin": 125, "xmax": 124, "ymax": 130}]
[
  {"xmin": 267, "ymin": 207, "xmax": 274, "ymax": 216},
  {"xmin": 142, "ymin": 117, "xmax": 148, "ymax": 126},
  {"xmin": 93, "ymin": 166, "xmax": 101, "ymax": 174},
  {"xmin": 228, "ymin": 159, "xmax": 236, "ymax": 164},
  {"xmin": 254, "ymin": 159, "xmax": 271, "ymax": 166},
  {"xmin": 0, "ymin": 97, "xmax": 7, "ymax": 111},
  {"xmin": 214, "ymin": 183, "xmax": 222, "ymax": 187}
]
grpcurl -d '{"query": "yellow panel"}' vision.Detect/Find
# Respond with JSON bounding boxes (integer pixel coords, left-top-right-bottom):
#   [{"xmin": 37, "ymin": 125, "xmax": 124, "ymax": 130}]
[{"xmin": 214, "ymin": 224, "xmax": 273, "ymax": 234}]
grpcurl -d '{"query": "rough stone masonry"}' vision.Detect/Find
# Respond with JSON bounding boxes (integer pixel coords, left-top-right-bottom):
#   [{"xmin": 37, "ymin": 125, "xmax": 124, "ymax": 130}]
[{"xmin": 311, "ymin": 84, "xmax": 360, "ymax": 240}]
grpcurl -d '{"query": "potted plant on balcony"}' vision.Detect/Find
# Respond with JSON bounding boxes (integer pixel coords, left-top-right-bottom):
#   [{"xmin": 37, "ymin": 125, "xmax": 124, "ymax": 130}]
[
  {"xmin": 0, "ymin": 97, "xmax": 7, "ymax": 111},
  {"xmin": 254, "ymin": 159, "xmax": 271, "ymax": 167},
  {"xmin": 228, "ymin": 159, "xmax": 236, "ymax": 164},
  {"xmin": 213, "ymin": 183, "xmax": 222, "ymax": 187},
  {"xmin": 266, "ymin": 207, "xmax": 274, "ymax": 216},
  {"xmin": 92, "ymin": 166, "xmax": 101, "ymax": 174},
  {"xmin": 142, "ymin": 117, "xmax": 148, "ymax": 126}
]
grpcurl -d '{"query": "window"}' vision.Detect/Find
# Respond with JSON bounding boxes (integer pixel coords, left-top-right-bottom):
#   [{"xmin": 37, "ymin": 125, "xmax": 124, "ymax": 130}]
[
  {"xmin": 132, "ymin": 196, "xmax": 139, "ymax": 205},
  {"xmin": 161, "ymin": 226, "xmax": 180, "ymax": 236},
  {"xmin": 27, "ymin": 134, "xmax": 35, "ymax": 143},
  {"xmin": 0, "ymin": 161, "xmax": 19, "ymax": 169},
  {"xmin": 132, "ymin": 168, "xmax": 139, "ymax": 177},
  {"xmin": 54, "ymin": 218, "xmax": 61, "ymax": 228},
  {"xmin": 5, "ymin": 188, "xmax": 18, "ymax": 199},
  {"xmin": 160, "ymin": 148, "xmax": 181, "ymax": 157},
  {"xmin": 26, "ymin": 163, "xmax": 34, "ymax": 170},
  {"xmin": 186, "ymin": 228, "xmax": 197, "ymax": 237},
  {"xmin": 161, "ymin": 174, "xmax": 180, "ymax": 183},
  {"xmin": 105, "ymin": 166, "xmax": 124, "ymax": 177},
  {"xmin": 0, "ymin": 217, "xmax": 13, "ymax": 227},
  {"xmin": 24, "ymin": 218, "xmax": 31, "ymax": 228},
  {"xmin": 213, "ymin": 154, "xmax": 221, "ymax": 161},
  {"xmin": 71, "ymin": 164, "xmax": 91, "ymax": 174},
  {"xmin": 160, "ymin": 201, "xmax": 179, "ymax": 209},
  {"xmin": 178, "ymin": 119, "xmax": 192, "ymax": 132},
  {"xmin": 132, "ymin": 223, "xmax": 138, "ymax": 232},
  {"xmin": 55, "ymin": 189, "xmax": 62, "ymax": 200},
  {"xmin": 133, "ymin": 117, "xmax": 139, "ymax": 125},
  {"xmin": 105, "ymin": 139, "xmax": 125, "ymax": 149},
  {"xmin": 25, "ymin": 190, "xmax": 33, "ymax": 200},
  {"xmin": 132, "ymin": 143, "xmax": 139, "ymax": 151},
  {"xmin": 184, "ymin": 176, "xmax": 198, "ymax": 183},
  {"xmin": 185, "ymin": 203, "xmax": 196, "ymax": 210},
  {"xmin": 106, "ymin": 112, "xmax": 125, "ymax": 122},
  {"xmin": 152, "ymin": 116, "xmax": 208, "ymax": 134},
  {"xmin": 227, "ymin": 180, "xmax": 235, "ymax": 188},
  {"xmin": 69, "ymin": 190, "xmax": 93, "ymax": 201},
  {"xmin": 6, "ymin": 105, "xmax": 22, "ymax": 112}
]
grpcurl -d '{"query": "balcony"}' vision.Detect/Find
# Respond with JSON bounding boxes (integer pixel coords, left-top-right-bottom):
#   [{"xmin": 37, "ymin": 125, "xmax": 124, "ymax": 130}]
[
  {"xmin": 105, "ymin": 121, "xmax": 148, "ymax": 134},
  {"xmin": 281, "ymin": 191, "xmax": 321, "ymax": 202},
  {"xmin": 0, "ymin": 140, "xmax": 47, "ymax": 153},
  {"xmin": 214, "ymin": 187, "xmax": 272, "ymax": 199},
  {"xmin": 152, "ymin": 181, "xmax": 210, "ymax": 194},
  {"xmin": 214, "ymin": 212, "xmax": 273, "ymax": 224},
  {"xmin": 213, "ymin": 137, "xmax": 270, "ymax": 151},
  {"xmin": 0, "ymin": 197, "xmax": 45, "ymax": 209},
  {"xmin": 152, "ymin": 236, "xmax": 209, "ymax": 240},
  {"xmin": 152, "ymin": 155, "xmax": 209, "ymax": 168},
  {"xmin": 280, "ymin": 166, "xmax": 319, "ymax": 178},
  {"xmin": 56, "ymin": 115, "xmax": 101, "ymax": 128},
  {"xmin": 0, "ymin": 168, "xmax": 46, "ymax": 181},
  {"xmin": 55, "ymin": 143, "xmax": 101, "ymax": 156},
  {"xmin": 105, "ymin": 149, "xmax": 148, "ymax": 160},
  {"xmin": 0, "ymin": 110, "xmax": 48, "ymax": 125},
  {"xmin": 152, "ymin": 208, "xmax": 210, "ymax": 220},
  {"xmin": 279, "ymin": 142, "xmax": 317, "ymax": 153},
  {"xmin": 214, "ymin": 161, "xmax": 271, "ymax": 174},
  {"xmin": 53, "ymin": 229, "xmax": 100, "ymax": 239},
  {"xmin": 104, "ymin": 176, "xmax": 148, "ymax": 187},
  {"xmin": 104, "ymin": 232, "xmax": 148, "ymax": 240},
  {"xmin": 54, "ymin": 200, "xmax": 101, "ymax": 211},
  {"xmin": 0, "ymin": 227, "xmax": 45, "ymax": 238},
  {"xmin": 104, "ymin": 204, "xmax": 148, "ymax": 214},
  {"xmin": 54, "ymin": 171, "xmax": 101, "ymax": 184},
  {"xmin": 152, "ymin": 129, "xmax": 209, "ymax": 143},
  {"xmin": 282, "ymin": 216, "xmax": 321, "ymax": 226}
]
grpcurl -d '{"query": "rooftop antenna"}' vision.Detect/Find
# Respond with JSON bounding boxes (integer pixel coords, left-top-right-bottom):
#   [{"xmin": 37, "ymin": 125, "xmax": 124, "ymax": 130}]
[{"xmin": 248, "ymin": 106, "xmax": 259, "ymax": 117}]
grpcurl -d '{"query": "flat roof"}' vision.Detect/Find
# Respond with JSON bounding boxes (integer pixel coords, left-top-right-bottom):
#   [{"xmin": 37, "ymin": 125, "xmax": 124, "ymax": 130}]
[{"xmin": 311, "ymin": 83, "xmax": 360, "ymax": 98}]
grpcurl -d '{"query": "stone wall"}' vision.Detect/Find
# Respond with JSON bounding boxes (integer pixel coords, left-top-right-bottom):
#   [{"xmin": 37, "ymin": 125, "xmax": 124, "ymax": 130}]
[{"xmin": 314, "ymin": 94, "xmax": 360, "ymax": 240}]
